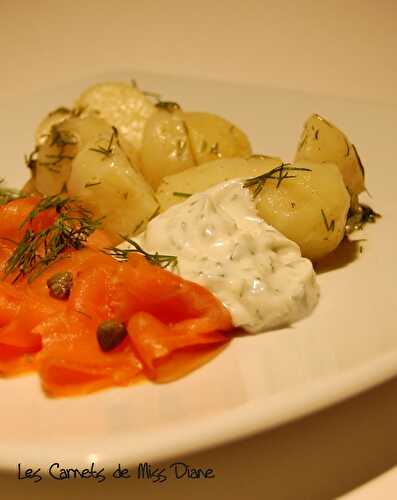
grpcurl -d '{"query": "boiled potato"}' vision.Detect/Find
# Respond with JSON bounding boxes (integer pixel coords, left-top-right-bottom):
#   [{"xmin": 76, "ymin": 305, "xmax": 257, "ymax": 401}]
[
  {"xmin": 75, "ymin": 82, "xmax": 156, "ymax": 153},
  {"xmin": 141, "ymin": 107, "xmax": 252, "ymax": 189},
  {"xmin": 254, "ymin": 161, "xmax": 350, "ymax": 260},
  {"xmin": 35, "ymin": 107, "xmax": 73, "ymax": 146},
  {"xmin": 140, "ymin": 108, "xmax": 196, "ymax": 189},
  {"xmin": 67, "ymin": 127, "xmax": 158, "ymax": 240},
  {"xmin": 156, "ymin": 155, "xmax": 282, "ymax": 212},
  {"xmin": 35, "ymin": 116, "xmax": 114, "ymax": 195},
  {"xmin": 294, "ymin": 114, "xmax": 365, "ymax": 196},
  {"xmin": 181, "ymin": 112, "xmax": 252, "ymax": 164},
  {"xmin": 157, "ymin": 157, "xmax": 349, "ymax": 260}
]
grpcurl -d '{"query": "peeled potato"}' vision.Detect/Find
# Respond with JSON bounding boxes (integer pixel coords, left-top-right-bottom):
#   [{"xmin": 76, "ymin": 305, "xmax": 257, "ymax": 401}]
[
  {"xmin": 181, "ymin": 111, "xmax": 252, "ymax": 164},
  {"xmin": 140, "ymin": 108, "xmax": 196, "ymax": 189},
  {"xmin": 67, "ymin": 128, "xmax": 158, "ymax": 240},
  {"xmin": 141, "ymin": 107, "xmax": 252, "ymax": 189},
  {"xmin": 35, "ymin": 116, "xmax": 114, "ymax": 195},
  {"xmin": 294, "ymin": 114, "xmax": 365, "ymax": 196},
  {"xmin": 156, "ymin": 156, "xmax": 282, "ymax": 212},
  {"xmin": 75, "ymin": 82, "xmax": 156, "ymax": 153},
  {"xmin": 35, "ymin": 107, "xmax": 73, "ymax": 146},
  {"xmin": 254, "ymin": 161, "xmax": 350, "ymax": 260}
]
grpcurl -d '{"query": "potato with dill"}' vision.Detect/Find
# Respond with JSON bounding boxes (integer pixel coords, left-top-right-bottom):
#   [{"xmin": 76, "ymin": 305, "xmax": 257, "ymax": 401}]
[
  {"xmin": 181, "ymin": 112, "xmax": 252, "ymax": 164},
  {"xmin": 140, "ymin": 104, "xmax": 196, "ymax": 188},
  {"xmin": 74, "ymin": 81, "xmax": 156, "ymax": 154},
  {"xmin": 156, "ymin": 155, "xmax": 282, "ymax": 212},
  {"xmin": 251, "ymin": 161, "xmax": 350, "ymax": 261},
  {"xmin": 294, "ymin": 114, "xmax": 365, "ymax": 197},
  {"xmin": 31, "ymin": 115, "xmax": 157, "ymax": 240},
  {"xmin": 141, "ymin": 103, "xmax": 252, "ymax": 189},
  {"xmin": 34, "ymin": 116, "xmax": 120, "ymax": 196},
  {"xmin": 66, "ymin": 126, "xmax": 158, "ymax": 240},
  {"xmin": 35, "ymin": 106, "xmax": 73, "ymax": 146}
]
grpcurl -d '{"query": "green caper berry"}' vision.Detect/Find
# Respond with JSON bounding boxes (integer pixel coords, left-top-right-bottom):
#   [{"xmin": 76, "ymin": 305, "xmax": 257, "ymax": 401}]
[
  {"xmin": 46, "ymin": 271, "xmax": 73, "ymax": 300},
  {"xmin": 97, "ymin": 320, "xmax": 128, "ymax": 352}
]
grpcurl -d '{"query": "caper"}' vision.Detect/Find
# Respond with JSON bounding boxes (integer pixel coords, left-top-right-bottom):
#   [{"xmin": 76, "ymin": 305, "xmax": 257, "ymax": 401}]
[
  {"xmin": 46, "ymin": 271, "xmax": 73, "ymax": 300},
  {"xmin": 97, "ymin": 320, "xmax": 127, "ymax": 352}
]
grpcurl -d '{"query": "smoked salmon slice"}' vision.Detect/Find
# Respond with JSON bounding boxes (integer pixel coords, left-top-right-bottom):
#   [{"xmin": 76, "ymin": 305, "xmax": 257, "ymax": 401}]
[{"xmin": 0, "ymin": 196, "xmax": 233, "ymax": 396}]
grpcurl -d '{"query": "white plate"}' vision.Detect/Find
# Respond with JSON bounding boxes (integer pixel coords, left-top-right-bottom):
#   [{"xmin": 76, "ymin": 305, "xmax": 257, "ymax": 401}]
[{"xmin": 0, "ymin": 70, "xmax": 396, "ymax": 472}]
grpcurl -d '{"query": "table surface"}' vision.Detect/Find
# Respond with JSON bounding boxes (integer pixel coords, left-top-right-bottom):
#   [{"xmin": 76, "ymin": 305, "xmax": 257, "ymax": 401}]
[{"xmin": 1, "ymin": 1, "xmax": 397, "ymax": 498}]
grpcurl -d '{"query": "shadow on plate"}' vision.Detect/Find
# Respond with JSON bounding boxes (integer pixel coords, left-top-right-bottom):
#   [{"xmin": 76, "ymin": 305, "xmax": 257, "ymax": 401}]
[{"xmin": 314, "ymin": 237, "xmax": 364, "ymax": 275}]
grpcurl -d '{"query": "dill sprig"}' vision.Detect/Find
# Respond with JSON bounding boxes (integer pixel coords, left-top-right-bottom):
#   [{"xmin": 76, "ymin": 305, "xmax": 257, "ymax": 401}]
[
  {"xmin": 105, "ymin": 237, "xmax": 178, "ymax": 270},
  {"xmin": 89, "ymin": 127, "xmax": 118, "ymax": 158},
  {"xmin": 50, "ymin": 127, "xmax": 77, "ymax": 148},
  {"xmin": 173, "ymin": 192, "xmax": 192, "ymax": 198},
  {"xmin": 0, "ymin": 179, "xmax": 25, "ymax": 205},
  {"xmin": 345, "ymin": 203, "xmax": 380, "ymax": 234},
  {"xmin": 320, "ymin": 209, "xmax": 335, "ymax": 232},
  {"xmin": 3, "ymin": 195, "xmax": 103, "ymax": 282},
  {"xmin": 243, "ymin": 163, "xmax": 312, "ymax": 197}
]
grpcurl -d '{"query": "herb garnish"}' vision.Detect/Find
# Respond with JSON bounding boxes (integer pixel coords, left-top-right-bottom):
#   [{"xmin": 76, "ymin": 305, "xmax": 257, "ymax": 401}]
[
  {"xmin": 37, "ymin": 125, "xmax": 78, "ymax": 172},
  {"xmin": 243, "ymin": 163, "xmax": 312, "ymax": 197},
  {"xmin": 155, "ymin": 101, "xmax": 181, "ymax": 112},
  {"xmin": 173, "ymin": 192, "xmax": 192, "ymax": 198},
  {"xmin": 3, "ymin": 195, "xmax": 102, "ymax": 282},
  {"xmin": 320, "ymin": 209, "xmax": 335, "ymax": 232},
  {"xmin": 50, "ymin": 127, "xmax": 77, "ymax": 148},
  {"xmin": 89, "ymin": 127, "xmax": 118, "ymax": 159},
  {"xmin": 84, "ymin": 181, "xmax": 102, "ymax": 188},
  {"xmin": 351, "ymin": 143, "xmax": 365, "ymax": 179},
  {"xmin": 105, "ymin": 237, "xmax": 178, "ymax": 270},
  {"xmin": 345, "ymin": 204, "xmax": 380, "ymax": 234}
]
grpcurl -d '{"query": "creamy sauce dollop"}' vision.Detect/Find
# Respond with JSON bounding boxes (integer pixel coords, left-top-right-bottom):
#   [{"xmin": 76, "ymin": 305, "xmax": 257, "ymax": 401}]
[{"xmin": 122, "ymin": 180, "xmax": 319, "ymax": 333}]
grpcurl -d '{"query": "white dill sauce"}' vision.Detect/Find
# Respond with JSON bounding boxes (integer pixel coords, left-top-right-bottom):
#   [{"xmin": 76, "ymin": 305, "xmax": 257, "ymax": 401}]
[{"xmin": 125, "ymin": 180, "xmax": 319, "ymax": 333}]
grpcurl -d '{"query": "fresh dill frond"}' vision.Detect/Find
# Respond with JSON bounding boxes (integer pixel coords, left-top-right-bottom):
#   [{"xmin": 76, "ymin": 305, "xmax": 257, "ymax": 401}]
[
  {"xmin": 84, "ymin": 181, "xmax": 102, "ymax": 188},
  {"xmin": 155, "ymin": 101, "xmax": 181, "ymax": 112},
  {"xmin": 351, "ymin": 143, "xmax": 365, "ymax": 179},
  {"xmin": 345, "ymin": 203, "xmax": 380, "ymax": 234},
  {"xmin": 173, "ymin": 192, "xmax": 192, "ymax": 198},
  {"xmin": 243, "ymin": 163, "xmax": 312, "ymax": 197},
  {"xmin": 320, "ymin": 209, "xmax": 335, "ymax": 232},
  {"xmin": 3, "ymin": 195, "xmax": 103, "ymax": 282},
  {"xmin": 89, "ymin": 127, "xmax": 119, "ymax": 159},
  {"xmin": 50, "ymin": 127, "xmax": 77, "ymax": 148},
  {"xmin": 105, "ymin": 237, "xmax": 178, "ymax": 270}
]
